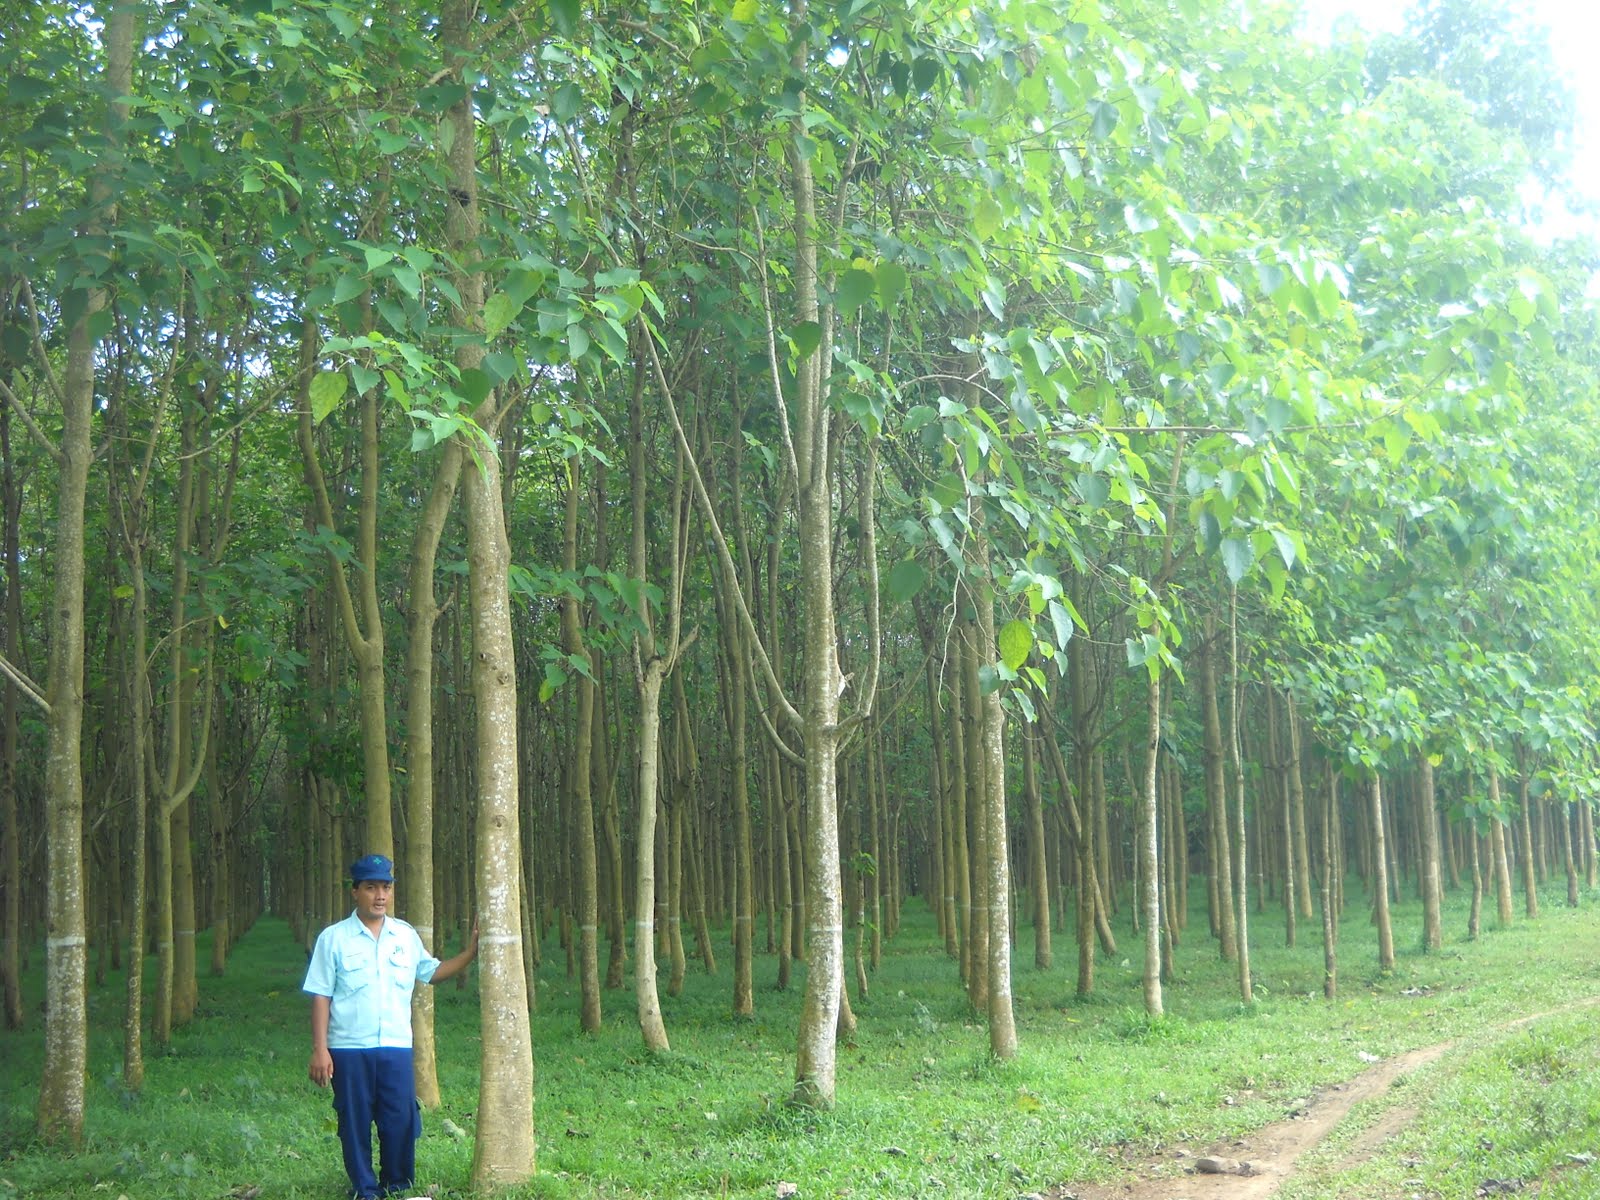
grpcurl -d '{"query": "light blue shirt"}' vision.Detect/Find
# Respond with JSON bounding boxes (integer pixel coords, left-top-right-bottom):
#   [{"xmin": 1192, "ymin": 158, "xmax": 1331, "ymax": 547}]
[{"xmin": 302, "ymin": 912, "xmax": 440, "ymax": 1049}]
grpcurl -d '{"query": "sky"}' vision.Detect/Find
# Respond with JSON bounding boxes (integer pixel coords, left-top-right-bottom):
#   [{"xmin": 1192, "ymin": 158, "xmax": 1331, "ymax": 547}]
[{"xmin": 1301, "ymin": 0, "xmax": 1600, "ymax": 229}]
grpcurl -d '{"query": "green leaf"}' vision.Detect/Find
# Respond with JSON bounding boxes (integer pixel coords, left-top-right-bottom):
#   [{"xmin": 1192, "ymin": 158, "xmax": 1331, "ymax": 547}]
[
  {"xmin": 1123, "ymin": 204, "xmax": 1159, "ymax": 234},
  {"xmin": 1220, "ymin": 536, "xmax": 1253, "ymax": 584},
  {"xmin": 350, "ymin": 362, "xmax": 380, "ymax": 397},
  {"xmin": 731, "ymin": 0, "xmax": 758, "ymax": 19},
  {"xmin": 1270, "ymin": 528, "xmax": 1298, "ymax": 572},
  {"xmin": 483, "ymin": 291, "xmax": 519, "ymax": 338},
  {"xmin": 458, "ymin": 368, "xmax": 493, "ymax": 407},
  {"xmin": 999, "ymin": 620, "xmax": 1032, "ymax": 671},
  {"xmin": 886, "ymin": 559, "xmax": 926, "ymax": 603},
  {"xmin": 876, "ymin": 262, "xmax": 908, "ymax": 308},
  {"xmin": 973, "ymin": 195, "xmax": 1003, "ymax": 242},
  {"xmin": 567, "ymin": 323, "xmax": 591, "ymax": 361},
  {"xmin": 1047, "ymin": 599, "xmax": 1074, "ymax": 651},
  {"xmin": 85, "ymin": 307, "xmax": 114, "ymax": 342},
  {"xmin": 548, "ymin": 0, "xmax": 580, "ymax": 34},
  {"xmin": 791, "ymin": 320, "xmax": 822, "ymax": 358},
  {"xmin": 1075, "ymin": 474, "xmax": 1110, "ymax": 509},
  {"xmin": 332, "ymin": 272, "xmax": 366, "ymax": 305},
  {"xmin": 309, "ymin": 371, "xmax": 349, "ymax": 425},
  {"xmin": 836, "ymin": 268, "xmax": 875, "ymax": 316}
]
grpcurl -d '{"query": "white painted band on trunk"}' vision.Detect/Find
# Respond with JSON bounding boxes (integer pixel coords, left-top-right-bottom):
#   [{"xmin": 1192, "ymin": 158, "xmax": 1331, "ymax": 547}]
[
  {"xmin": 416, "ymin": 926, "xmax": 434, "ymax": 937},
  {"xmin": 176, "ymin": 929, "xmax": 195, "ymax": 937},
  {"xmin": 478, "ymin": 933, "xmax": 521, "ymax": 945},
  {"xmin": 808, "ymin": 925, "xmax": 845, "ymax": 933},
  {"xmin": 47, "ymin": 936, "xmax": 87, "ymax": 949},
  {"xmin": 578, "ymin": 924, "xmax": 597, "ymax": 933}
]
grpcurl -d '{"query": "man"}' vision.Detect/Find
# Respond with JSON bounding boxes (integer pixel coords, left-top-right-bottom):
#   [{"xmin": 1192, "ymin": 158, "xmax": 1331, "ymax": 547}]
[{"xmin": 304, "ymin": 854, "xmax": 478, "ymax": 1200}]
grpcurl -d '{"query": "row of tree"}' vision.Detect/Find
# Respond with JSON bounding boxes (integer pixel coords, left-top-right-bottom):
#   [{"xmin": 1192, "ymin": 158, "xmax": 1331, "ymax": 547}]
[{"xmin": 5, "ymin": 0, "xmax": 1599, "ymax": 1188}]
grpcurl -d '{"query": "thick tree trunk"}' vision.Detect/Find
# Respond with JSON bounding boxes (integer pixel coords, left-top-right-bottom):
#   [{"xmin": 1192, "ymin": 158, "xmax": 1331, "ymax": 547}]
[
  {"xmin": 1368, "ymin": 773, "xmax": 1395, "ymax": 970},
  {"xmin": 970, "ymin": 568, "xmax": 1017, "ymax": 1057},
  {"xmin": 1320, "ymin": 764, "xmax": 1338, "ymax": 999},
  {"xmin": 1561, "ymin": 801, "xmax": 1579, "ymax": 907},
  {"xmin": 634, "ymin": 663, "xmax": 671, "ymax": 1051},
  {"xmin": 0, "ymin": 408, "xmax": 20, "ymax": 1033},
  {"xmin": 949, "ymin": 646, "xmax": 973, "ymax": 991},
  {"xmin": 1139, "ymin": 669, "xmax": 1163, "ymax": 1017},
  {"xmin": 462, "ymin": 444, "xmax": 536, "ymax": 1186},
  {"xmin": 960, "ymin": 618, "xmax": 989, "ymax": 1013},
  {"xmin": 404, "ymin": 438, "xmax": 461, "ymax": 1108},
  {"xmin": 439, "ymin": 5, "xmax": 535, "ymax": 1180},
  {"xmin": 38, "ymin": 0, "xmax": 136, "ymax": 1145},
  {"xmin": 1489, "ymin": 772, "xmax": 1515, "ymax": 927},
  {"xmin": 562, "ymin": 459, "xmax": 603, "ymax": 1033},
  {"xmin": 1200, "ymin": 619, "xmax": 1236, "ymax": 960},
  {"xmin": 1023, "ymin": 732, "xmax": 1050, "ymax": 970},
  {"xmin": 1468, "ymin": 826, "xmax": 1483, "ymax": 940},
  {"xmin": 1418, "ymin": 755, "xmax": 1443, "ymax": 952},
  {"xmin": 1517, "ymin": 767, "xmax": 1539, "ymax": 920},
  {"xmin": 1227, "ymin": 592, "xmax": 1252, "ymax": 1004}
]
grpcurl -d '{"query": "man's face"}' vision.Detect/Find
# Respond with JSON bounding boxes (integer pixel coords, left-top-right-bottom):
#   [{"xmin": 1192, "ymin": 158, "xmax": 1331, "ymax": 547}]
[{"xmin": 352, "ymin": 879, "xmax": 392, "ymax": 923}]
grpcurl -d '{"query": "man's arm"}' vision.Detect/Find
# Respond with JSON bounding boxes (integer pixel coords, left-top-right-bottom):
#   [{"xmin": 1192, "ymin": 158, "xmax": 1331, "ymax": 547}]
[
  {"xmin": 428, "ymin": 920, "xmax": 479, "ymax": 985},
  {"xmin": 308, "ymin": 994, "xmax": 333, "ymax": 1087}
]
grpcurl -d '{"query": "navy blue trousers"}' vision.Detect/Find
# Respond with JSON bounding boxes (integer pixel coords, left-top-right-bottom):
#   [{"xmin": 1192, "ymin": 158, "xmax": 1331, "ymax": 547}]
[{"xmin": 329, "ymin": 1047, "xmax": 421, "ymax": 1199}]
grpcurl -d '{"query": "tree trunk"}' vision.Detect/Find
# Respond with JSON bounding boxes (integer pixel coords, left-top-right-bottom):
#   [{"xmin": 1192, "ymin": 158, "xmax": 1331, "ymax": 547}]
[
  {"xmin": 1201, "ymin": 618, "xmax": 1236, "ymax": 961},
  {"xmin": 1139, "ymin": 669, "xmax": 1163, "ymax": 1017},
  {"xmin": 1517, "ymin": 766, "xmax": 1539, "ymax": 920},
  {"xmin": 1023, "ymin": 731, "xmax": 1050, "ymax": 970},
  {"xmin": 0, "ymin": 407, "xmax": 20, "ymax": 1033},
  {"xmin": 439, "ymin": 5, "xmax": 536, "ymax": 1180},
  {"xmin": 1320, "ymin": 763, "xmax": 1338, "ymax": 999},
  {"xmin": 1561, "ymin": 801, "xmax": 1579, "ymax": 908},
  {"xmin": 633, "ymin": 662, "xmax": 671, "ymax": 1050},
  {"xmin": 1368, "ymin": 773, "xmax": 1395, "ymax": 971},
  {"xmin": 1489, "ymin": 773, "xmax": 1515, "ymax": 927},
  {"xmin": 1227, "ymin": 592, "xmax": 1252, "ymax": 1004},
  {"xmin": 562, "ymin": 458, "xmax": 603, "ymax": 1033},
  {"xmin": 404, "ymin": 438, "xmax": 462, "ymax": 1109},
  {"xmin": 1418, "ymin": 755, "xmax": 1443, "ymax": 952},
  {"xmin": 37, "ymin": 0, "xmax": 136, "ymax": 1146},
  {"xmin": 970, "ymin": 568, "xmax": 1017, "ymax": 1057}
]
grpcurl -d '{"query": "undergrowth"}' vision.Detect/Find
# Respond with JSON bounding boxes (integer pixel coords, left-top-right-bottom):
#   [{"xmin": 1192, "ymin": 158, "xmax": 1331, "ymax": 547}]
[{"xmin": 4, "ymin": 878, "xmax": 1600, "ymax": 1199}]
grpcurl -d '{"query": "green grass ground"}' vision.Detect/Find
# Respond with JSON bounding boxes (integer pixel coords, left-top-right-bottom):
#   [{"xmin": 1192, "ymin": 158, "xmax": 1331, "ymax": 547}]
[{"xmin": 5, "ymin": 876, "xmax": 1600, "ymax": 1199}]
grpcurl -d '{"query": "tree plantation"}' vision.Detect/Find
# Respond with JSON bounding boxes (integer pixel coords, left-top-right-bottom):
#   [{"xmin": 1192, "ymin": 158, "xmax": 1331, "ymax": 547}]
[{"xmin": 4, "ymin": 0, "xmax": 1600, "ymax": 1193}]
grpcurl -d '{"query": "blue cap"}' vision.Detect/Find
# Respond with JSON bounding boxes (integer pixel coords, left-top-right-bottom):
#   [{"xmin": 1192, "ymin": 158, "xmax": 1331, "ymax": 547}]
[{"xmin": 350, "ymin": 854, "xmax": 394, "ymax": 884}]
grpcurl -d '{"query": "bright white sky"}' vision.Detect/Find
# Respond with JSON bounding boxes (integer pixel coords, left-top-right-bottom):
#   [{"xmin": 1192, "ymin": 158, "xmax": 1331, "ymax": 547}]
[{"xmin": 1302, "ymin": 0, "xmax": 1600, "ymax": 229}]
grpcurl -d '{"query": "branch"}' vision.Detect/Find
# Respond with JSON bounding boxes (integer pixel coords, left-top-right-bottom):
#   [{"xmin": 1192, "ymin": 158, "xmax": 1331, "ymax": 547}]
[
  {"xmin": 0, "ymin": 649, "xmax": 49, "ymax": 714},
  {"xmin": 639, "ymin": 325, "xmax": 803, "ymax": 732},
  {"xmin": 0, "ymin": 376, "xmax": 64, "ymax": 465},
  {"xmin": 19, "ymin": 278, "xmax": 67, "ymax": 407}
]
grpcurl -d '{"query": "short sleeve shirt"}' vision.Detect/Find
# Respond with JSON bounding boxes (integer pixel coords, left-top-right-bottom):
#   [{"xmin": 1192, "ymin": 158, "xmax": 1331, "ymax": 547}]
[{"xmin": 302, "ymin": 912, "xmax": 440, "ymax": 1049}]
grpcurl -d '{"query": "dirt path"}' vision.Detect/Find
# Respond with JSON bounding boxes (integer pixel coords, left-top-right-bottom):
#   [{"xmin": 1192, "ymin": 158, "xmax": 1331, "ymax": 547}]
[{"xmin": 1047, "ymin": 997, "xmax": 1600, "ymax": 1200}]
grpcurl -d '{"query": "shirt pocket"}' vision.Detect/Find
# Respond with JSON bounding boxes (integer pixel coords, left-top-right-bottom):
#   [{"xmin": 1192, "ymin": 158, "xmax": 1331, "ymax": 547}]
[
  {"xmin": 337, "ymin": 944, "xmax": 376, "ymax": 995},
  {"xmin": 389, "ymin": 944, "xmax": 416, "ymax": 997}
]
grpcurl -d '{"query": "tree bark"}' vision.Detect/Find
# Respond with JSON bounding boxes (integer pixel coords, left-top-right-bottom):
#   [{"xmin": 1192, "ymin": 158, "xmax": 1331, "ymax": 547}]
[
  {"xmin": 1200, "ymin": 618, "xmax": 1236, "ymax": 960},
  {"xmin": 1368, "ymin": 772, "xmax": 1395, "ymax": 970},
  {"xmin": 440, "ymin": 3, "xmax": 535, "ymax": 1181},
  {"xmin": 1139, "ymin": 669, "xmax": 1163, "ymax": 1017},
  {"xmin": 1023, "ymin": 731, "xmax": 1050, "ymax": 970},
  {"xmin": 1418, "ymin": 755, "xmax": 1443, "ymax": 952},
  {"xmin": 1, "ymin": 405, "xmax": 23, "ymax": 1033},
  {"xmin": 404, "ymin": 437, "xmax": 462, "ymax": 1108},
  {"xmin": 562, "ymin": 458, "xmax": 603, "ymax": 1033}
]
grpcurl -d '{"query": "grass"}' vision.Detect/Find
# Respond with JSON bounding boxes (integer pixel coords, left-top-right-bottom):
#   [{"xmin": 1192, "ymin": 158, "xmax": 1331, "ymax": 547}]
[{"xmin": 4, "ymin": 876, "xmax": 1600, "ymax": 1199}]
